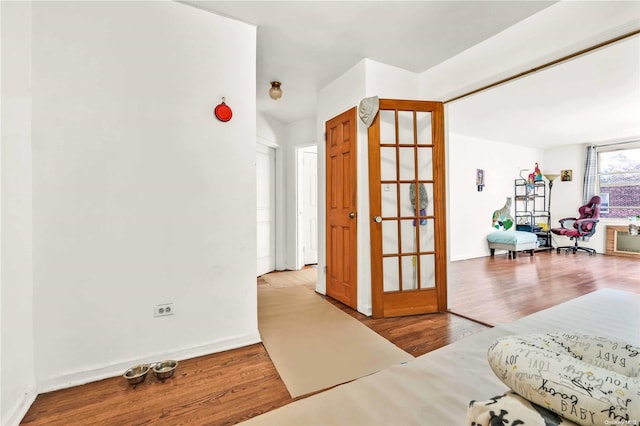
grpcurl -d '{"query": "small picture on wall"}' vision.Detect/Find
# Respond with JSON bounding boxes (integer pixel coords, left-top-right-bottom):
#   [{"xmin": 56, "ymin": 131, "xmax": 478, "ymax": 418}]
[
  {"xmin": 561, "ymin": 169, "xmax": 572, "ymax": 182},
  {"xmin": 476, "ymin": 169, "xmax": 485, "ymax": 191}
]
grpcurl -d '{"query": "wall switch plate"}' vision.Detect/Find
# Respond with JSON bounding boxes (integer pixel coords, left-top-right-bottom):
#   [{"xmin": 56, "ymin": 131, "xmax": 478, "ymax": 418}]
[{"xmin": 154, "ymin": 303, "xmax": 174, "ymax": 317}]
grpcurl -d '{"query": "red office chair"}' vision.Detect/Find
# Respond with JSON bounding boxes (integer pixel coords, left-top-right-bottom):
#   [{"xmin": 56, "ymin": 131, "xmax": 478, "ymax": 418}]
[{"xmin": 551, "ymin": 196, "xmax": 601, "ymax": 256}]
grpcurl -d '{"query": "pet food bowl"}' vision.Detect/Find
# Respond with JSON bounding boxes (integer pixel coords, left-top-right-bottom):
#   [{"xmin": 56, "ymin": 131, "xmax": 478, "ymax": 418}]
[
  {"xmin": 123, "ymin": 364, "xmax": 150, "ymax": 385},
  {"xmin": 152, "ymin": 360, "xmax": 178, "ymax": 381}
]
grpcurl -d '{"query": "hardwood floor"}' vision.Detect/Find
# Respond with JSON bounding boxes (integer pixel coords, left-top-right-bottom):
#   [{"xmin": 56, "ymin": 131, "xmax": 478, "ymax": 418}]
[
  {"xmin": 323, "ymin": 297, "xmax": 487, "ymax": 357},
  {"xmin": 22, "ymin": 253, "xmax": 639, "ymax": 425},
  {"xmin": 449, "ymin": 251, "xmax": 639, "ymax": 326},
  {"xmin": 22, "ymin": 342, "xmax": 291, "ymax": 426}
]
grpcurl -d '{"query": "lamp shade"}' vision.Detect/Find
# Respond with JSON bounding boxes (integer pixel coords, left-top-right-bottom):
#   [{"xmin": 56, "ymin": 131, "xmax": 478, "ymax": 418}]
[
  {"xmin": 269, "ymin": 81, "xmax": 282, "ymax": 100},
  {"xmin": 543, "ymin": 173, "xmax": 560, "ymax": 182}
]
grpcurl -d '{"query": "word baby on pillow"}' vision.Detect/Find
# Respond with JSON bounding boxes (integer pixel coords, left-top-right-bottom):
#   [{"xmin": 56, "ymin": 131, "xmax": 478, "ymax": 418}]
[{"xmin": 485, "ymin": 333, "xmax": 639, "ymax": 425}]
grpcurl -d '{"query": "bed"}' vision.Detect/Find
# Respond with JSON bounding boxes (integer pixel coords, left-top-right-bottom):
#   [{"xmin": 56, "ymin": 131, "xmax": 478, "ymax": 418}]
[{"xmin": 241, "ymin": 289, "xmax": 639, "ymax": 425}]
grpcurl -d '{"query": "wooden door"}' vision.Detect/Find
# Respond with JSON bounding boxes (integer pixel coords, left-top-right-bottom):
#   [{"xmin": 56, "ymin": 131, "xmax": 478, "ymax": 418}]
[
  {"xmin": 326, "ymin": 107, "xmax": 358, "ymax": 309},
  {"xmin": 368, "ymin": 100, "xmax": 447, "ymax": 318}
]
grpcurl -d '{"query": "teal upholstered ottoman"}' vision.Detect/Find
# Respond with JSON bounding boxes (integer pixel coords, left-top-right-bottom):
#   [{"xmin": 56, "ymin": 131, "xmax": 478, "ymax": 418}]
[{"xmin": 487, "ymin": 231, "xmax": 538, "ymax": 259}]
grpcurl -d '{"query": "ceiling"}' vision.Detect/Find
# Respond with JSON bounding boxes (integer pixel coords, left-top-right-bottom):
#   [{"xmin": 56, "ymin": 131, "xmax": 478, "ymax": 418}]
[
  {"xmin": 448, "ymin": 35, "xmax": 640, "ymax": 149},
  {"xmin": 183, "ymin": 1, "xmax": 556, "ymax": 124}
]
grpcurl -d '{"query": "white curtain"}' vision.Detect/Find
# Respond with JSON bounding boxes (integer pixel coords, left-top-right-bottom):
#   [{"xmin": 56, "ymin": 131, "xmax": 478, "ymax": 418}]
[{"xmin": 583, "ymin": 145, "xmax": 597, "ymax": 204}]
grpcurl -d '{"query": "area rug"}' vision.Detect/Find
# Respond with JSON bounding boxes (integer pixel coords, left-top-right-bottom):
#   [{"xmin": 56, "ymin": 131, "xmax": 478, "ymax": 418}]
[
  {"xmin": 258, "ymin": 285, "xmax": 414, "ymax": 398},
  {"xmin": 261, "ymin": 268, "xmax": 317, "ymax": 288}
]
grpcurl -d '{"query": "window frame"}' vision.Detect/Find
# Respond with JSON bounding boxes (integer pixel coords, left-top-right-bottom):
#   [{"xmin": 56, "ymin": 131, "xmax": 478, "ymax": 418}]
[{"xmin": 596, "ymin": 141, "xmax": 640, "ymax": 218}]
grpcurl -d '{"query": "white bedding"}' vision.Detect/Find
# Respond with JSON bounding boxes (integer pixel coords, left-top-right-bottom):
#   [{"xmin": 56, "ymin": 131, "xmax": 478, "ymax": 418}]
[{"xmin": 240, "ymin": 289, "xmax": 639, "ymax": 425}]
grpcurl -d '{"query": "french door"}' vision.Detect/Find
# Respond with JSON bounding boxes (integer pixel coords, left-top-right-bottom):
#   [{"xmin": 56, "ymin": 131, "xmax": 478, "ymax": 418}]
[{"xmin": 368, "ymin": 100, "xmax": 447, "ymax": 318}]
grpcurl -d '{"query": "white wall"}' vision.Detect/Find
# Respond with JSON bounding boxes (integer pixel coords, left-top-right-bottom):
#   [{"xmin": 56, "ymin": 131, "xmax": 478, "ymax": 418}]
[
  {"xmin": 446, "ymin": 134, "xmax": 619, "ymax": 259},
  {"xmin": 27, "ymin": 2, "xmax": 258, "ymax": 393},
  {"xmin": 446, "ymin": 132, "xmax": 544, "ymax": 260},
  {"xmin": 257, "ymin": 112, "xmax": 286, "ymax": 144},
  {"xmin": 1, "ymin": 2, "xmax": 37, "ymax": 425}
]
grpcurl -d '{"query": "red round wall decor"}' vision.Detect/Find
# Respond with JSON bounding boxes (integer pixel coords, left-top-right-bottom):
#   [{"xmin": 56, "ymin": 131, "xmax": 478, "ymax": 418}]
[{"xmin": 214, "ymin": 98, "xmax": 232, "ymax": 122}]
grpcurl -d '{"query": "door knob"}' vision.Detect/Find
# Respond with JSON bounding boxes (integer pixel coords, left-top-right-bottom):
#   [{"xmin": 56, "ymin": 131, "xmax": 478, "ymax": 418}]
[
  {"xmin": 349, "ymin": 212, "xmax": 356, "ymax": 219},
  {"xmin": 374, "ymin": 216, "xmax": 382, "ymax": 223}
]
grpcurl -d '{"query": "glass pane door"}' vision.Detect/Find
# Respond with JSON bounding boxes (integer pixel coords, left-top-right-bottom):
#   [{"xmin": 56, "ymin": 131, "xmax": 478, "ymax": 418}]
[
  {"xmin": 379, "ymin": 110, "xmax": 435, "ymax": 293},
  {"xmin": 368, "ymin": 99, "xmax": 446, "ymax": 318}
]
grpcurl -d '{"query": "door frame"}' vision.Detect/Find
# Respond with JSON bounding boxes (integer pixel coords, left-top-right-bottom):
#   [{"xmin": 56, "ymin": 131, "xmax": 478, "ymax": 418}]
[{"xmin": 256, "ymin": 137, "xmax": 284, "ymax": 274}]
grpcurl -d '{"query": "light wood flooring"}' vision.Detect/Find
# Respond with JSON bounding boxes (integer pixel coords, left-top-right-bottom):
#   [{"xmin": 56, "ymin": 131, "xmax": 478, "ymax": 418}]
[
  {"xmin": 21, "ymin": 252, "xmax": 639, "ymax": 425},
  {"xmin": 449, "ymin": 250, "xmax": 639, "ymax": 326}
]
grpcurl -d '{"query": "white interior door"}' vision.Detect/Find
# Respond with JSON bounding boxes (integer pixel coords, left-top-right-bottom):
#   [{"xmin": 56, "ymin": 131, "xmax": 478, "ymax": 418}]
[
  {"xmin": 302, "ymin": 148, "xmax": 318, "ymax": 265},
  {"xmin": 257, "ymin": 144, "xmax": 276, "ymax": 276}
]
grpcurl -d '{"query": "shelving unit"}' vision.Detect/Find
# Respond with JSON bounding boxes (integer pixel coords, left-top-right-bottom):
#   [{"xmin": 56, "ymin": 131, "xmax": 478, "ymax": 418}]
[{"xmin": 514, "ymin": 178, "xmax": 552, "ymax": 250}]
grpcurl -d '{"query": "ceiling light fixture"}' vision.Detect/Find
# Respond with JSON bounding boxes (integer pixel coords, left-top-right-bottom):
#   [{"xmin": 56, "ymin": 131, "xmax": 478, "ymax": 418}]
[{"xmin": 269, "ymin": 81, "xmax": 282, "ymax": 100}]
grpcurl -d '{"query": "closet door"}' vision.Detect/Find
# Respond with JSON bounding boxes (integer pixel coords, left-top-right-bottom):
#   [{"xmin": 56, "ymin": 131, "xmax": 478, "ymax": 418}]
[
  {"xmin": 368, "ymin": 100, "xmax": 447, "ymax": 318},
  {"xmin": 256, "ymin": 143, "xmax": 276, "ymax": 276}
]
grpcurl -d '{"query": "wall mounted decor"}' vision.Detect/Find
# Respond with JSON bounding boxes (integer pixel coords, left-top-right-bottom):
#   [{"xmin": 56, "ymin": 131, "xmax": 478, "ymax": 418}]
[
  {"xmin": 214, "ymin": 97, "xmax": 232, "ymax": 122},
  {"xmin": 561, "ymin": 169, "xmax": 572, "ymax": 181},
  {"xmin": 491, "ymin": 197, "xmax": 513, "ymax": 230},
  {"xmin": 476, "ymin": 169, "xmax": 485, "ymax": 191}
]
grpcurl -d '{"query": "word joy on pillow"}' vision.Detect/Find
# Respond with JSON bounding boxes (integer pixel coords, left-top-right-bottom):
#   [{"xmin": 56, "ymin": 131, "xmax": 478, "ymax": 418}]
[{"xmin": 487, "ymin": 333, "xmax": 639, "ymax": 426}]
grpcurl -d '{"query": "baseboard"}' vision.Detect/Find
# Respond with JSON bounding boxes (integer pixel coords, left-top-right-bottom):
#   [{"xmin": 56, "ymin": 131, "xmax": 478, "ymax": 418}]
[
  {"xmin": 4, "ymin": 383, "xmax": 37, "ymax": 426},
  {"xmin": 283, "ymin": 262, "xmax": 297, "ymax": 271},
  {"xmin": 37, "ymin": 332, "xmax": 261, "ymax": 394},
  {"xmin": 357, "ymin": 302, "xmax": 372, "ymax": 316}
]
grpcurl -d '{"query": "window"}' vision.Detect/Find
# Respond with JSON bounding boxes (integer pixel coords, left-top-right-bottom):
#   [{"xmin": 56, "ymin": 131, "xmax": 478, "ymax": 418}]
[{"xmin": 597, "ymin": 144, "xmax": 640, "ymax": 218}]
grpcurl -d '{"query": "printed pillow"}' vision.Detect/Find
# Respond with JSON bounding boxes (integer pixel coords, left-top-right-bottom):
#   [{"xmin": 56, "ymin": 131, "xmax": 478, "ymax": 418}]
[
  {"xmin": 467, "ymin": 391, "xmax": 578, "ymax": 425},
  {"xmin": 487, "ymin": 333, "xmax": 640, "ymax": 426}
]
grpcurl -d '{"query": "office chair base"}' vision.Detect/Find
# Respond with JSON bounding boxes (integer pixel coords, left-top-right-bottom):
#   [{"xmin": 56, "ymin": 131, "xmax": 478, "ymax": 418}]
[{"xmin": 556, "ymin": 245, "xmax": 596, "ymax": 256}]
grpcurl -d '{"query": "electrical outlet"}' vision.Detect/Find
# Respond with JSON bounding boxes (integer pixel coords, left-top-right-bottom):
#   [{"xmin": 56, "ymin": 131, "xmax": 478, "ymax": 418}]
[{"xmin": 154, "ymin": 303, "xmax": 174, "ymax": 317}]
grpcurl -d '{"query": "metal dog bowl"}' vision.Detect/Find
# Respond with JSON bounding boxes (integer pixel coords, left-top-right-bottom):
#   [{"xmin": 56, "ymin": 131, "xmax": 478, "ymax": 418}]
[
  {"xmin": 153, "ymin": 360, "xmax": 178, "ymax": 381},
  {"xmin": 123, "ymin": 364, "xmax": 150, "ymax": 385}
]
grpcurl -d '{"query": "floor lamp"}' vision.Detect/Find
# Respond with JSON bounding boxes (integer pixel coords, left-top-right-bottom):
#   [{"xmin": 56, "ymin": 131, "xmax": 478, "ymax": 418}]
[
  {"xmin": 543, "ymin": 173, "xmax": 560, "ymax": 249},
  {"xmin": 543, "ymin": 172, "xmax": 560, "ymax": 220}
]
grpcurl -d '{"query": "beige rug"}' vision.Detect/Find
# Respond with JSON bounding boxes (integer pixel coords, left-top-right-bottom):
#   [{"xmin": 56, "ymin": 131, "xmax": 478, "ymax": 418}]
[
  {"xmin": 261, "ymin": 268, "xmax": 317, "ymax": 288},
  {"xmin": 258, "ymin": 285, "xmax": 414, "ymax": 398}
]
